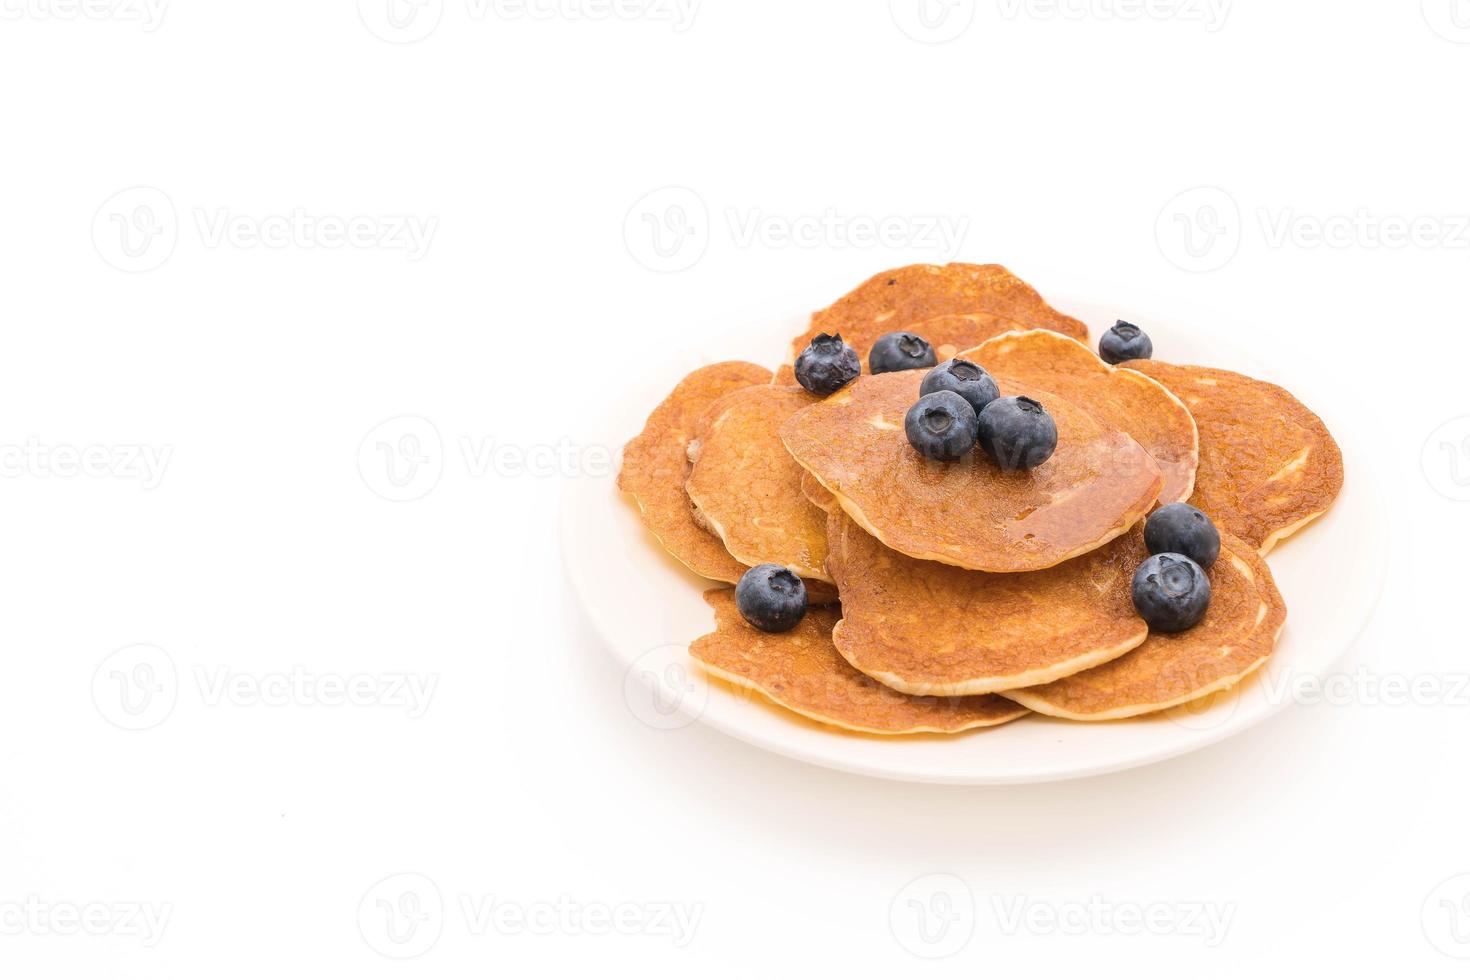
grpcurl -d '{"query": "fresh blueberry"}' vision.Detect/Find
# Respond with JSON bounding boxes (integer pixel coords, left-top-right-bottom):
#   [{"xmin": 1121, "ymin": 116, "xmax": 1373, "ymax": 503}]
[
  {"xmin": 904, "ymin": 391, "xmax": 977, "ymax": 461},
  {"xmin": 1144, "ymin": 503, "xmax": 1221, "ymax": 569},
  {"xmin": 735, "ymin": 564, "xmax": 808, "ymax": 632},
  {"xmin": 869, "ymin": 332, "xmax": 937, "ymax": 374},
  {"xmin": 975, "ymin": 396, "xmax": 1057, "ymax": 470},
  {"xmin": 794, "ymin": 333, "xmax": 861, "ymax": 396},
  {"xmin": 1131, "ymin": 553, "xmax": 1211, "ymax": 632},
  {"xmin": 1099, "ymin": 320, "xmax": 1153, "ymax": 364},
  {"xmin": 919, "ymin": 359, "xmax": 1000, "ymax": 417}
]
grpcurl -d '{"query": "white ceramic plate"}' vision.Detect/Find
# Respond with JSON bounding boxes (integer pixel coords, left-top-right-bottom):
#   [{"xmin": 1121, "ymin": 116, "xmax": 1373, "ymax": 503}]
[{"xmin": 561, "ymin": 293, "xmax": 1387, "ymax": 784}]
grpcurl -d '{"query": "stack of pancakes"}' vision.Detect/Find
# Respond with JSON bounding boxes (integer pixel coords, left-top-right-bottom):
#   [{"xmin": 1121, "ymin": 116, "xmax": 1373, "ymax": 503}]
[{"xmin": 619, "ymin": 263, "xmax": 1344, "ymax": 735}]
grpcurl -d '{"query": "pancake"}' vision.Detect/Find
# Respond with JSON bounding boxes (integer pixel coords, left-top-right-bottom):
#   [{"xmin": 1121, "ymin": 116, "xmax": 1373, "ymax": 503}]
[
  {"xmin": 690, "ymin": 590, "xmax": 1028, "ymax": 735},
  {"xmin": 790, "ymin": 263, "xmax": 1088, "ymax": 362},
  {"xmin": 780, "ymin": 370, "xmax": 1164, "ymax": 573},
  {"xmin": 1004, "ymin": 532, "xmax": 1286, "ymax": 719},
  {"xmin": 1123, "ymin": 361, "xmax": 1343, "ymax": 553},
  {"xmin": 618, "ymin": 361, "xmax": 773, "ymax": 581},
  {"xmin": 826, "ymin": 513, "xmax": 1147, "ymax": 696},
  {"xmin": 686, "ymin": 385, "xmax": 831, "ymax": 583},
  {"xmin": 800, "ymin": 469, "xmax": 838, "ymax": 514},
  {"xmin": 961, "ymin": 330, "xmax": 1199, "ymax": 504},
  {"xmin": 771, "ymin": 363, "xmax": 797, "ymax": 385}
]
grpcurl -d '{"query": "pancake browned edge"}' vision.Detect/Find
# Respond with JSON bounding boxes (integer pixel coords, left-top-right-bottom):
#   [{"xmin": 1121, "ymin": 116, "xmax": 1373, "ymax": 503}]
[
  {"xmin": 826, "ymin": 512, "xmax": 1148, "ymax": 696},
  {"xmin": 1004, "ymin": 532, "xmax": 1286, "ymax": 720},
  {"xmin": 789, "ymin": 263, "xmax": 1088, "ymax": 362},
  {"xmin": 1124, "ymin": 361, "xmax": 1344, "ymax": 554},
  {"xmin": 690, "ymin": 590, "xmax": 1028, "ymax": 736},
  {"xmin": 686, "ymin": 385, "xmax": 831, "ymax": 583},
  {"xmin": 618, "ymin": 361, "xmax": 774, "ymax": 582}
]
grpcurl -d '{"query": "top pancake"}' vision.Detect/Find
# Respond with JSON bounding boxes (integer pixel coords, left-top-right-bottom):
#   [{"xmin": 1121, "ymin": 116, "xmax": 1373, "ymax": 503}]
[
  {"xmin": 686, "ymin": 385, "xmax": 831, "ymax": 582},
  {"xmin": 1123, "ymin": 361, "xmax": 1343, "ymax": 554},
  {"xmin": 790, "ymin": 264, "xmax": 1088, "ymax": 362},
  {"xmin": 780, "ymin": 371, "xmax": 1164, "ymax": 573},
  {"xmin": 961, "ymin": 330, "xmax": 1199, "ymax": 505},
  {"xmin": 618, "ymin": 361, "xmax": 773, "ymax": 582},
  {"xmin": 689, "ymin": 590, "xmax": 1028, "ymax": 735},
  {"xmin": 827, "ymin": 512, "xmax": 1147, "ymax": 696},
  {"xmin": 1004, "ymin": 531, "xmax": 1286, "ymax": 719}
]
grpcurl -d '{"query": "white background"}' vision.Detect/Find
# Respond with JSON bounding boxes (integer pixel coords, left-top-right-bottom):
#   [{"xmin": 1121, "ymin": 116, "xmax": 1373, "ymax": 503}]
[{"xmin": 1, "ymin": 1, "xmax": 1467, "ymax": 976}]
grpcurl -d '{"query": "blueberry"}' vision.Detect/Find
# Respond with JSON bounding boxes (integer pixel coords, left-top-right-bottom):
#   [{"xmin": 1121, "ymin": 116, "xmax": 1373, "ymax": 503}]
[
  {"xmin": 1131, "ymin": 553, "xmax": 1211, "ymax": 632},
  {"xmin": 794, "ymin": 333, "xmax": 861, "ymax": 396},
  {"xmin": 904, "ymin": 391, "xmax": 978, "ymax": 461},
  {"xmin": 1144, "ymin": 503, "xmax": 1220, "ymax": 569},
  {"xmin": 869, "ymin": 332, "xmax": 937, "ymax": 374},
  {"xmin": 735, "ymin": 564, "xmax": 808, "ymax": 632},
  {"xmin": 1099, "ymin": 320, "xmax": 1153, "ymax": 364},
  {"xmin": 975, "ymin": 396, "xmax": 1057, "ymax": 470},
  {"xmin": 920, "ymin": 359, "xmax": 1000, "ymax": 417}
]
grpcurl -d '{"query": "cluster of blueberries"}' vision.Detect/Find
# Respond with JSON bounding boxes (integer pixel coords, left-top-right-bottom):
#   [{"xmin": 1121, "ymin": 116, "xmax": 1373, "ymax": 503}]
[
  {"xmin": 796, "ymin": 329, "xmax": 1059, "ymax": 470},
  {"xmin": 733, "ymin": 318, "xmax": 1213, "ymax": 635}
]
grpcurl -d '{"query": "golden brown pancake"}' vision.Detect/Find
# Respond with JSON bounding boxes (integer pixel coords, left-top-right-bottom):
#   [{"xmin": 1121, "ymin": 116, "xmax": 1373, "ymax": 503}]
[
  {"xmin": 690, "ymin": 590, "xmax": 1028, "ymax": 735},
  {"xmin": 1123, "ymin": 361, "xmax": 1343, "ymax": 554},
  {"xmin": 780, "ymin": 371, "xmax": 1164, "ymax": 573},
  {"xmin": 826, "ymin": 513, "xmax": 1147, "ymax": 696},
  {"xmin": 618, "ymin": 361, "xmax": 773, "ymax": 581},
  {"xmin": 1004, "ymin": 532, "xmax": 1286, "ymax": 719},
  {"xmin": 790, "ymin": 263, "xmax": 1087, "ymax": 362},
  {"xmin": 799, "ymin": 469, "xmax": 838, "ymax": 514},
  {"xmin": 686, "ymin": 385, "xmax": 831, "ymax": 583},
  {"xmin": 961, "ymin": 330, "xmax": 1199, "ymax": 505},
  {"xmin": 771, "ymin": 363, "xmax": 797, "ymax": 385}
]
